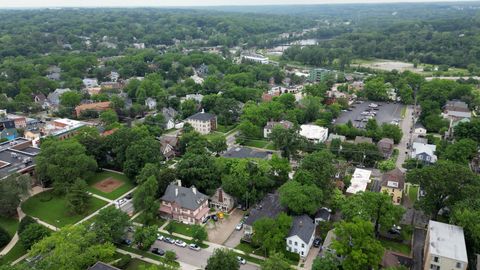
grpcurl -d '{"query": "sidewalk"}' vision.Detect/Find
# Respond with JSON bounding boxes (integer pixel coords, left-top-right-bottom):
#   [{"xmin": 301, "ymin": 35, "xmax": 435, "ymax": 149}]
[{"xmin": 116, "ymin": 248, "xmax": 198, "ymax": 270}]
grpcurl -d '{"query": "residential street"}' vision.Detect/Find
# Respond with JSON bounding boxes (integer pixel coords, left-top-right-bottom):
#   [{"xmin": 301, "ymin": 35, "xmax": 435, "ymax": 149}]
[
  {"xmin": 396, "ymin": 105, "xmax": 414, "ymax": 170},
  {"xmin": 412, "ymin": 228, "xmax": 426, "ymax": 270},
  {"xmin": 150, "ymin": 240, "xmax": 259, "ymax": 270}
]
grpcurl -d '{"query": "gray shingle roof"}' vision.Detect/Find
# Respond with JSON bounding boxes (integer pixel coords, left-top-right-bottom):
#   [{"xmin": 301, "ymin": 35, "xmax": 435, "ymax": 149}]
[
  {"xmin": 244, "ymin": 192, "xmax": 285, "ymax": 226},
  {"xmin": 288, "ymin": 215, "xmax": 315, "ymax": 244},
  {"xmin": 187, "ymin": 111, "xmax": 216, "ymax": 122},
  {"xmin": 221, "ymin": 147, "xmax": 270, "ymax": 159},
  {"xmin": 88, "ymin": 262, "xmax": 120, "ymax": 270},
  {"xmin": 161, "ymin": 183, "xmax": 208, "ymax": 210}
]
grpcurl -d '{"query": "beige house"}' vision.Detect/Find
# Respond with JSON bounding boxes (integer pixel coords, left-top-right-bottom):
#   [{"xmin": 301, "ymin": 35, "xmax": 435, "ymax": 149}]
[
  {"xmin": 424, "ymin": 220, "xmax": 468, "ymax": 270},
  {"xmin": 209, "ymin": 188, "xmax": 235, "ymax": 212},
  {"xmin": 185, "ymin": 111, "xmax": 217, "ymax": 135},
  {"xmin": 380, "ymin": 168, "xmax": 405, "ymax": 205}
]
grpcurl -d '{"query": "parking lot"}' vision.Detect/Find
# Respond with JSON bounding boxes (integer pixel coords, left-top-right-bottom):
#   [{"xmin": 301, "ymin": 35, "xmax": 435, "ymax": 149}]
[
  {"xmin": 335, "ymin": 101, "xmax": 405, "ymax": 129},
  {"xmin": 207, "ymin": 209, "xmax": 245, "ymax": 245}
]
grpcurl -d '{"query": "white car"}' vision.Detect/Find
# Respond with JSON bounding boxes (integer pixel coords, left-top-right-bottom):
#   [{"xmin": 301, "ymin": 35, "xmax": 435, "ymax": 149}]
[
  {"xmin": 188, "ymin": 244, "xmax": 201, "ymax": 251},
  {"xmin": 235, "ymin": 223, "xmax": 243, "ymax": 231},
  {"xmin": 237, "ymin": 256, "xmax": 246, "ymax": 265},
  {"xmin": 174, "ymin": 240, "xmax": 187, "ymax": 247},
  {"xmin": 117, "ymin": 198, "xmax": 127, "ymax": 205},
  {"xmin": 157, "ymin": 234, "xmax": 164, "ymax": 241}
]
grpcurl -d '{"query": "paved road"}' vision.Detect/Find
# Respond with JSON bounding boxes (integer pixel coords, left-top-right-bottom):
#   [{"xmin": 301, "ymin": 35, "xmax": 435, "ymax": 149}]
[
  {"xmin": 224, "ymin": 229, "xmax": 244, "ymax": 248},
  {"xmin": 412, "ymin": 228, "xmax": 426, "ymax": 270},
  {"xmin": 396, "ymin": 105, "xmax": 414, "ymax": 170},
  {"xmin": 226, "ymin": 131, "xmax": 239, "ymax": 149},
  {"xmin": 151, "ymin": 240, "xmax": 259, "ymax": 270}
]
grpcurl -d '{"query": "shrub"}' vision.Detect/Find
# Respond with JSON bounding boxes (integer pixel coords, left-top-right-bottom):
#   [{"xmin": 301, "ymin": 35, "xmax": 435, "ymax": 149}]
[
  {"xmin": 113, "ymin": 254, "xmax": 132, "ymax": 268},
  {"xmin": 18, "ymin": 216, "xmax": 36, "ymax": 234},
  {"xmin": 0, "ymin": 226, "xmax": 11, "ymax": 247},
  {"xmin": 19, "ymin": 223, "xmax": 51, "ymax": 249}
]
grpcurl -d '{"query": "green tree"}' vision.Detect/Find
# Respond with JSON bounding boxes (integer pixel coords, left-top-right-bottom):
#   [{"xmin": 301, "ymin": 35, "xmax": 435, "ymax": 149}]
[
  {"xmin": 19, "ymin": 223, "xmax": 50, "ymax": 250},
  {"xmin": 133, "ymin": 176, "xmax": 159, "ymax": 224},
  {"xmin": 0, "ymin": 227, "xmax": 10, "ymax": 248},
  {"xmin": 176, "ymin": 152, "xmax": 221, "ymax": 194},
  {"xmin": 205, "ymin": 248, "xmax": 239, "ymax": 270},
  {"xmin": 442, "ymin": 139, "xmax": 478, "ymax": 164},
  {"xmin": 381, "ymin": 123, "xmax": 403, "ymax": 144},
  {"xmin": 364, "ymin": 77, "xmax": 388, "ymax": 101},
  {"xmin": 312, "ymin": 255, "xmax": 339, "ymax": 270},
  {"xmin": 269, "ymin": 126, "xmax": 304, "ymax": 160},
  {"xmin": 180, "ymin": 99, "xmax": 197, "ymax": 119},
  {"xmin": 294, "ymin": 150, "xmax": 336, "ymax": 194},
  {"xmin": 123, "ymin": 137, "xmax": 162, "ymax": 179},
  {"xmin": 133, "ymin": 225, "xmax": 158, "ymax": 250},
  {"xmin": 252, "ymin": 213, "xmax": 292, "ymax": 255},
  {"xmin": 28, "ymin": 225, "xmax": 116, "ymax": 270},
  {"xmin": 261, "ymin": 252, "xmax": 293, "ymax": 270},
  {"xmin": 92, "ymin": 207, "xmax": 131, "ymax": 244},
  {"xmin": 279, "ymin": 181, "xmax": 323, "ymax": 215},
  {"xmin": 332, "ymin": 219, "xmax": 384, "ymax": 270},
  {"xmin": 450, "ymin": 198, "xmax": 480, "ymax": 254},
  {"xmin": 406, "ymin": 161, "xmax": 480, "ymax": 219},
  {"xmin": 35, "ymin": 139, "xmax": 97, "ymax": 194},
  {"xmin": 165, "ymin": 250, "xmax": 177, "ymax": 263},
  {"xmin": 340, "ymin": 191, "xmax": 404, "ymax": 237},
  {"xmin": 191, "ymin": 225, "xmax": 208, "ymax": 244},
  {"xmin": 0, "ymin": 173, "xmax": 31, "ymax": 217},
  {"xmin": 99, "ymin": 109, "xmax": 118, "ymax": 126},
  {"xmin": 66, "ymin": 179, "xmax": 91, "ymax": 215},
  {"xmin": 60, "ymin": 91, "xmax": 82, "ymax": 108},
  {"xmin": 208, "ymin": 135, "xmax": 227, "ymax": 156}
]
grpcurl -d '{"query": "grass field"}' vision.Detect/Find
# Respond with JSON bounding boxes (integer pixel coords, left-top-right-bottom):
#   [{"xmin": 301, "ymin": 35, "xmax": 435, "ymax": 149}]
[
  {"xmin": 124, "ymin": 258, "xmax": 153, "ymax": 270},
  {"xmin": 380, "ymin": 238, "xmax": 411, "ymax": 255},
  {"xmin": 0, "ymin": 216, "xmax": 19, "ymax": 238},
  {"xmin": 241, "ymin": 139, "xmax": 269, "ymax": 148},
  {"xmin": 119, "ymin": 245, "xmax": 180, "ymax": 267},
  {"xmin": 203, "ymin": 132, "xmax": 226, "ymax": 142},
  {"xmin": 217, "ymin": 124, "xmax": 236, "ymax": 133},
  {"xmin": 167, "ymin": 221, "xmax": 195, "ymax": 237},
  {"xmin": 0, "ymin": 241, "xmax": 26, "ymax": 265},
  {"xmin": 408, "ymin": 186, "xmax": 419, "ymax": 204},
  {"xmin": 86, "ymin": 171, "xmax": 135, "ymax": 200},
  {"xmin": 133, "ymin": 214, "xmax": 166, "ymax": 227},
  {"xmin": 22, "ymin": 190, "xmax": 108, "ymax": 227}
]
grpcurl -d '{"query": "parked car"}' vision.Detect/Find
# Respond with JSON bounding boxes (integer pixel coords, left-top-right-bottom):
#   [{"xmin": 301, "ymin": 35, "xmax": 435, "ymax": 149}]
[
  {"xmin": 164, "ymin": 237, "xmax": 175, "ymax": 244},
  {"xmin": 189, "ymin": 244, "xmax": 201, "ymax": 251},
  {"xmin": 174, "ymin": 240, "xmax": 187, "ymax": 247},
  {"xmin": 202, "ymin": 216, "xmax": 210, "ymax": 224},
  {"xmin": 235, "ymin": 222, "xmax": 243, "ymax": 231},
  {"xmin": 117, "ymin": 198, "xmax": 127, "ymax": 205},
  {"xmin": 157, "ymin": 234, "xmax": 164, "ymax": 241},
  {"xmin": 313, "ymin": 237, "xmax": 322, "ymax": 248},
  {"xmin": 122, "ymin": 239, "xmax": 132, "ymax": 245},
  {"xmin": 125, "ymin": 193, "xmax": 133, "ymax": 200},
  {"xmin": 210, "ymin": 215, "xmax": 218, "ymax": 222},
  {"xmin": 237, "ymin": 256, "xmax": 246, "ymax": 265},
  {"xmin": 151, "ymin": 248, "xmax": 165, "ymax": 256}
]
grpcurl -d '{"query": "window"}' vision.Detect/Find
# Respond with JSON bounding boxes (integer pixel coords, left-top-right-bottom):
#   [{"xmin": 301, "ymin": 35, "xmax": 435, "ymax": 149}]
[
  {"xmin": 301, "ymin": 251, "xmax": 304, "ymax": 256},
  {"xmin": 294, "ymin": 242, "xmax": 297, "ymax": 246},
  {"xmin": 289, "ymin": 240, "xmax": 292, "ymax": 245},
  {"xmin": 433, "ymin": 257, "xmax": 439, "ymax": 263},
  {"xmin": 301, "ymin": 243, "xmax": 305, "ymax": 248},
  {"xmin": 456, "ymin": 262, "xmax": 463, "ymax": 268},
  {"xmin": 430, "ymin": 265, "xmax": 440, "ymax": 270}
]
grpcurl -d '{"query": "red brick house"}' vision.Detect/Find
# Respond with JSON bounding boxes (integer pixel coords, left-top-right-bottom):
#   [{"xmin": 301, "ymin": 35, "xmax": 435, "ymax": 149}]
[{"xmin": 159, "ymin": 182, "xmax": 210, "ymax": 225}]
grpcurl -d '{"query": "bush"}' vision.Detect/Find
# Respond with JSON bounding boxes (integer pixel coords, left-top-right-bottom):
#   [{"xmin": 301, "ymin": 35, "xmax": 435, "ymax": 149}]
[
  {"xmin": 19, "ymin": 223, "xmax": 51, "ymax": 249},
  {"xmin": 113, "ymin": 254, "xmax": 132, "ymax": 268},
  {"xmin": 283, "ymin": 250, "xmax": 300, "ymax": 263},
  {"xmin": 0, "ymin": 226, "xmax": 11, "ymax": 247},
  {"xmin": 18, "ymin": 216, "xmax": 36, "ymax": 234}
]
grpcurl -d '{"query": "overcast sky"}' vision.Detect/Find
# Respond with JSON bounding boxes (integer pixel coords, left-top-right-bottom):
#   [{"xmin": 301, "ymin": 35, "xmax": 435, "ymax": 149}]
[{"xmin": 1, "ymin": 0, "xmax": 475, "ymax": 8}]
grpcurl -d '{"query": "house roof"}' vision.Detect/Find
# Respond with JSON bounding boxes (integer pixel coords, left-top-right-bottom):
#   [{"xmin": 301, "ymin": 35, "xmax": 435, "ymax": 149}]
[
  {"xmin": 412, "ymin": 142, "xmax": 436, "ymax": 157},
  {"xmin": 160, "ymin": 183, "xmax": 208, "ymax": 211},
  {"xmin": 381, "ymin": 168, "xmax": 405, "ymax": 190},
  {"xmin": 444, "ymin": 100, "xmax": 469, "ymax": 112},
  {"xmin": 221, "ymin": 147, "xmax": 270, "ymax": 159},
  {"xmin": 244, "ymin": 192, "xmax": 285, "ymax": 226},
  {"xmin": 346, "ymin": 168, "xmax": 372, "ymax": 194},
  {"xmin": 88, "ymin": 262, "xmax": 121, "ymax": 270},
  {"xmin": 47, "ymin": 88, "xmax": 72, "ymax": 105},
  {"xmin": 427, "ymin": 220, "xmax": 468, "ymax": 262},
  {"xmin": 264, "ymin": 120, "xmax": 294, "ymax": 130},
  {"xmin": 355, "ymin": 136, "xmax": 373, "ymax": 144},
  {"xmin": 288, "ymin": 215, "xmax": 315, "ymax": 244},
  {"xmin": 187, "ymin": 111, "xmax": 216, "ymax": 122},
  {"xmin": 378, "ymin": 138, "xmax": 394, "ymax": 146},
  {"xmin": 314, "ymin": 208, "xmax": 331, "ymax": 221},
  {"xmin": 327, "ymin": 133, "xmax": 346, "ymax": 142},
  {"xmin": 161, "ymin": 107, "xmax": 177, "ymax": 121},
  {"xmin": 414, "ymin": 122, "xmax": 425, "ymax": 130},
  {"xmin": 299, "ymin": 124, "xmax": 328, "ymax": 140}
]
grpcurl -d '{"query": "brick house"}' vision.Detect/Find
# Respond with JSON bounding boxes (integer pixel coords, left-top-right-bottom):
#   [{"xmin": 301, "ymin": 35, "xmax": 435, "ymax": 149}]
[{"xmin": 159, "ymin": 182, "xmax": 210, "ymax": 225}]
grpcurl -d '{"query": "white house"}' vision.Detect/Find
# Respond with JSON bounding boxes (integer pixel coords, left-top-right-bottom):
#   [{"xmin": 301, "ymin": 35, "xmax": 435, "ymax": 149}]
[
  {"xmin": 411, "ymin": 142, "xmax": 437, "ymax": 164},
  {"xmin": 346, "ymin": 168, "xmax": 372, "ymax": 194},
  {"xmin": 299, "ymin": 124, "xmax": 328, "ymax": 143},
  {"xmin": 286, "ymin": 215, "xmax": 316, "ymax": 258},
  {"xmin": 185, "ymin": 111, "xmax": 217, "ymax": 135},
  {"xmin": 145, "ymin": 97, "xmax": 157, "ymax": 110},
  {"xmin": 162, "ymin": 107, "xmax": 177, "ymax": 130},
  {"xmin": 263, "ymin": 120, "xmax": 294, "ymax": 138},
  {"xmin": 414, "ymin": 123, "xmax": 427, "ymax": 137},
  {"xmin": 82, "ymin": 78, "xmax": 99, "ymax": 88},
  {"xmin": 184, "ymin": 94, "xmax": 204, "ymax": 103},
  {"xmin": 242, "ymin": 55, "xmax": 269, "ymax": 64}
]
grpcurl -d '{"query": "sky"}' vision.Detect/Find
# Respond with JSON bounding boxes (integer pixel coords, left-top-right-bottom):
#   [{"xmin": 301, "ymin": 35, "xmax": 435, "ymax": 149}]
[{"xmin": 0, "ymin": 0, "xmax": 476, "ymax": 8}]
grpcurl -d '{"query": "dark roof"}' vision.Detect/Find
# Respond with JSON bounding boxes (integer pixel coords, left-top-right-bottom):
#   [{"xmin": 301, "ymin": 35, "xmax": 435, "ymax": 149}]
[
  {"xmin": 315, "ymin": 208, "xmax": 331, "ymax": 221},
  {"xmin": 88, "ymin": 262, "xmax": 121, "ymax": 270},
  {"xmin": 288, "ymin": 215, "xmax": 316, "ymax": 243},
  {"xmin": 160, "ymin": 183, "xmax": 208, "ymax": 210},
  {"xmin": 414, "ymin": 122, "xmax": 425, "ymax": 129},
  {"xmin": 0, "ymin": 119, "xmax": 15, "ymax": 129},
  {"xmin": 378, "ymin": 138, "xmax": 394, "ymax": 146},
  {"xmin": 444, "ymin": 100, "xmax": 469, "ymax": 112},
  {"xmin": 381, "ymin": 168, "xmax": 405, "ymax": 190},
  {"xmin": 222, "ymin": 147, "xmax": 270, "ymax": 159},
  {"xmin": 264, "ymin": 120, "xmax": 294, "ymax": 130},
  {"xmin": 354, "ymin": 136, "xmax": 373, "ymax": 144},
  {"xmin": 187, "ymin": 111, "xmax": 216, "ymax": 122},
  {"xmin": 244, "ymin": 193, "xmax": 285, "ymax": 226}
]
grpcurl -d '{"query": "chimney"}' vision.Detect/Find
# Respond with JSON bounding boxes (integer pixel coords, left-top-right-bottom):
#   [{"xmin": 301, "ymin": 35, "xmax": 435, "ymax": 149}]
[
  {"xmin": 177, "ymin": 179, "xmax": 182, "ymax": 187},
  {"xmin": 218, "ymin": 188, "xmax": 223, "ymax": 202},
  {"xmin": 192, "ymin": 186, "xmax": 197, "ymax": 194},
  {"xmin": 201, "ymin": 109, "xmax": 205, "ymax": 114},
  {"xmin": 175, "ymin": 188, "xmax": 178, "ymax": 197},
  {"xmin": 299, "ymin": 220, "xmax": 303, "ymax": 227}
]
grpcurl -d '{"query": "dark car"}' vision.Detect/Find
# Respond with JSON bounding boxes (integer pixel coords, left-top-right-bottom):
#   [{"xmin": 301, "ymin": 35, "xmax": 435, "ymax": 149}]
[
  {"xmin": 122, "ymin": 239, "xmax": 132, "ymax": 246},
  {"xmin": 125, "ymin": 193, "xmax": 133, "ymax": 200},
  {"xmin": 151, "ymin": 248, "xmax": 165, "ymax": 256},
  {"xmin": 313, "ymin": 237, "xmax": 322, "ymax": 248},
  {"xmin": 210, "ymin": 215, "xmax": 218, "ymax": 221}
]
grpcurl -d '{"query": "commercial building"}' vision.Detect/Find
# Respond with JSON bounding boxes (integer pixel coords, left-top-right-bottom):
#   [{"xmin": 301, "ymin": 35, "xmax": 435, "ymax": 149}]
[
  {"xmin": 185, "ymin": 111, "xmax": 217, "ymax": 135},
  {"xmin": 299, "ymin": 124, "xmax": 328, "ymax": 143},
  {"xmin": 0, "ymin": 138, "xmax": 39, "ymax": 179}
]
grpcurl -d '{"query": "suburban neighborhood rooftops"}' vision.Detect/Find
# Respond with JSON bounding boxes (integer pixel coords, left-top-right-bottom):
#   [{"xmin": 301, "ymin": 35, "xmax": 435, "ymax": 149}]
[
  {"xmin": 244, "ymin": 192, "xmax": 285, "ymax": 226},
  {"xmin": 0, "ymin": 138, "xmax": 38, "ymax": 179},
  {"xmin": 444, "ymin": 100, "xmax": 469, "ymax": 112},
  {"xmin": 412, "ymin": 142, "xmax": 436, "ymax": 159},
  {"xmin": 346, "ymin": 168, "xmax": 372, "ymax": 194},
  {"xmin": 315, "ymin": 208, "xmax": 331, "ymax": 222},
  {"xmin": 160, "ymin": 183, "xmax": 208, "ymax": 210},
  {"xmin": 288, "ymin": 215, "xmax": 315, "ymax": 243},
  {"xmin": 381, "ymin": 168, "xmax": 405, "ymax": 190},
  {"xmin": 88, "ymin": 262, "xmax": 121, "ymax": 270},
  {"xmin": 221, "ymin": 147, "xmax": 271, "ymax": 159},
  {"xmin": 264, "ymin": 120, "xmax": 294, "ymax": 130},
  {"xmin": 427, "ymin": 220, "xmax": 468, "ymax": 262},
  {"xmin": 186, "ymin": 111, "xmax": 216, "ymax": 122}
]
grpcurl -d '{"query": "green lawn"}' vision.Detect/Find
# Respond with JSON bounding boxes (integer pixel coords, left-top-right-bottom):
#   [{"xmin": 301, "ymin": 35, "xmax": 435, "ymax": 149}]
[
  {"xmin": 124, "ymin": 258, "xmax": 153, "ymax": 270},
  {"xmin": 133, "ymin": 214, "xmax": 166, "ymax": 227},
  {"xmin": 235, "ymin": 242, "xmax": 260, "ymax": 254},
  {"xmin": 217, "ymin": 124, "xmax": 236, "ymax": 133},
  {"xmin": 203, "ymin": 132, "xmax": 226, "ymax": 142},
  {"xmin": 118, "ymin": 245, "xmax": 179, "ymax": 267},
  {"xmin": 234, "ymin": 242, "xmax": 298, "ymax": 265},
  {"xmin": 232, "ymin": 251, "xmax": 264, "ymax": 265},
  {"xmin": 380, "ymin": 239, "xmax": 411, "ymax": 255},
  {"xmin": 0, "ymin": 216, "xmax": 19, "ymax": 238},
  {"xmin": 408, "ymin": 186, "xmax": 419, "ymax": 203},
  {"xmin": 22, "ymin": 190, "xmax": 108, "ymax": 227},
  {"xmin": 167, "ymin": 221, "xmax": 194, "ymax": 237},
  {"xmin": 0, "ymin": 241, "xmax": 26, "ymax": 265},
  {"xmin": 242, "ymin": 139, "xmax": 270, "ymax": 149},
  {"xmin": 86, "ymin": 171, "xmax": 135, "ymax": 200}
]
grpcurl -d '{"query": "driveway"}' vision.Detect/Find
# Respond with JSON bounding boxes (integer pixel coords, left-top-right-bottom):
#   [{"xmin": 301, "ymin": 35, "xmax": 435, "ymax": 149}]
[
  {"xmin": 151, "ymin": 240, "xmax": 258, "ymax": 270},
  {"xmin": 207, "ymin": 209, "xmax": 245, "ymax": 245},
  {"xmin": 303, "ymin": 246, "xmax": 320, "ymax": 269},
  {"xmin": 224, "ymin": 229, "xmax": 244, "ymax": 248},
  {"xmin": 412, "ymin": 228, "xmax": 426, "ymax": 270}
]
